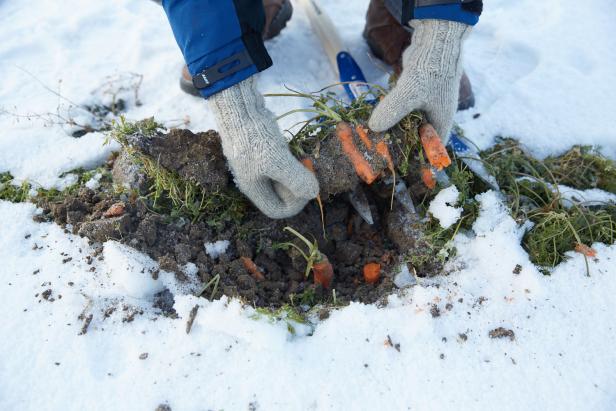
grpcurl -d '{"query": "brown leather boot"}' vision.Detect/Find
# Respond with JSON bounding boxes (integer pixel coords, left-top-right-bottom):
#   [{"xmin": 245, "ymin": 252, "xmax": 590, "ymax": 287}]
[
  {"xmin": 180, "ymin": 0, "xmax": 293, "ymax": 96},
  {"xmin": 363, "ymin": 0, "xmax": 475, "ymax": 110},
  {"xmin": 263, "ymin": 0, "xmax": 293, "ymax": 40}
]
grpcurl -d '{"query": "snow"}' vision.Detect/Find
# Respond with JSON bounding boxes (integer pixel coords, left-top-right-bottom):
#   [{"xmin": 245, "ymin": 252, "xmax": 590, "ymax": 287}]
[
  {"xmin": 182, "ymin": 262, "xmax": 199, "ymax": 277},
  {"xmin": 204, "ymin": 240, "xmax": 230, "ymax": 259},
  {"xmin": 103, "ymin": 241, "xmax": 165, "ymax": 299},
  {"xmin": 84, "ymin": 172, "xmax": 102, "ymax": 190},
  {"xmin": 457, "ymin": 0, "xmax": 616, "ymax": 160},
  {"xmin": 428, "ymin": 185, "xmax": 462, "ymax": 229},
  {"xmin": 558, "ymin": 185, "xmax": 616, "ymax": 208},
  {"xmin": 519, "ymin": 176, "xmax": 616, "ymax": 208},
  {"xmin": 1, "ymin": 0, "xmax": 616, "ymax": 410},
  {"xmin": 2, "ymin": 194, "xmax": 616, "ymax": 410}
]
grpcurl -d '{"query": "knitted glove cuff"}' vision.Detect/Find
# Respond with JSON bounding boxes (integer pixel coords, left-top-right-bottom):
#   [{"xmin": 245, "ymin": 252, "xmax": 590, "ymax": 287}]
[
  {"xmin": 406, "ymin": 19, "xmax": 471, "ymax": 76},
  {"xmin": 209, "ymin": 76, "xmax": 279, "ymax": 148}
]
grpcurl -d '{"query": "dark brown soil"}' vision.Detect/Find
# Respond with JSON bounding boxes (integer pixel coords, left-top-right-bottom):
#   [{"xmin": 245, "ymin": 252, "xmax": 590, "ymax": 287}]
[
  {"xmin": 127, "ymin": 128, "xmax": 229, "ymax": 192},
  {"xmin": 34, "ymin": 127, "xmax": 440, "ymax": 310}
]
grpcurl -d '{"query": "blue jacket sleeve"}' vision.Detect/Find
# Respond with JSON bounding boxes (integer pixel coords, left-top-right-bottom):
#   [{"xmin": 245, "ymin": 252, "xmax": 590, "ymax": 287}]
[
  {"xmin": 162, "ymin": 0, "xmax": 272, "ymax": 99},
  {"xmin": 385, "ymin": 0, "xmax": 483, "ymax": 26}
]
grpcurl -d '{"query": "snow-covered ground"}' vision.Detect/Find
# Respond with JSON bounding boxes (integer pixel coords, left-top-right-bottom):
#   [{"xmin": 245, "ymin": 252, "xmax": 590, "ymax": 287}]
[{"xmin": 1, "ymin": 0, "xmax": 615, "ymax": 410}]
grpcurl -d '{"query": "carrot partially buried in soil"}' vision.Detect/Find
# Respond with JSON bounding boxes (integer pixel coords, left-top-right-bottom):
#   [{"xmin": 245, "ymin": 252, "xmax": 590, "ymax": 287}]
[
  {"xmin": 363, "ymin": 262, "xmax": 381, "ymax": 284},
  {"xmin": 312, "ymin": 255, "xmax": 334, "ymax": 289},
  {"xmin": 103, "ymin": 202, "xmax": 125, "ymax": 218},
  {"xmin": 420, "ymin": 165, "xmax": 437, "ymax": 189},
  {"xmin": 419, "ymin": 123, "xmax": 451, "ymax": 170},
  {"xmin": 281, "ymin": 226, "xmax": 334, "ymax": 289},
  {"xmin": 240, "ymin": 256, "xmax": 265, "ymax": 281}
]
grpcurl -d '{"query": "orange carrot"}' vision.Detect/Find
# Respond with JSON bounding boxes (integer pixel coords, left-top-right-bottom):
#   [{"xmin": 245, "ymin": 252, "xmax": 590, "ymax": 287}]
[
  {"xmin": 355, "ymin": 124, "xmax": 374, "ymax": 151},
  {"xmin": 421, "ymin": 165, "xmax": 437, "ymax": 189},
  {"xmin": 283, "ymin": 227, "xmax": 334, "ymax": 289},
  {"xmin": 419, "ymin": 123, "xmax": 451, "ymax": 170},
  {"xmin": 336, "ymin": 122, "xmax": 379, "ymax": 184},
  {"xmin": 241, "ymin": 256, "xmax": 265, "ymax": 281},
  {"xmin": 103, "ymin": 202, "xmax": 125, "ymax": 218},
  {"xmin": 363, "ymin": 262, "xmax": 381, "ymax": 284},
  {"xmin": 313, "ymin": 255, "xmax": 334, "ymax": 289},
  {"xmin": 575, "ymin": 243, "xmax": 597, "ymax": 258},
  {"xmin": 376, "ymin": 140, "xmax": 394, "ymax": 174},
  {"xmin": 301, "ymin": 158, "xmax": 315, "ymax": 173}
]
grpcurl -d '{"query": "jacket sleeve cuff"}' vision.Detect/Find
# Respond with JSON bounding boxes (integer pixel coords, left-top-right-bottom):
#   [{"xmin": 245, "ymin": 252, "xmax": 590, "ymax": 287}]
[
  {"xmin": 187, "ymin": 32, "xmax": 271, "ymax": 99},
  {"xmin": 413, "ymin": 4, "xmax": 480, "ymax": 26}
]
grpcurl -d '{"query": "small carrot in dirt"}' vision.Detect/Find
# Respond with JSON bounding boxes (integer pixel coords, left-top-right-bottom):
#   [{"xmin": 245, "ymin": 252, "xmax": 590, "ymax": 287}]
[
  {"xmin": 281, "ymin": 226, "xmax": 334, "ymax": 289},
  {"xmin": 103, "ymin": 202, "xmax": 125, "ymax": 218},
  {"xmin": 421, "ymin": 165, "xmax": 437, "ymax": 189},
  {"xmin": 336, "ymin": 122, "xmax": 379, "ymax": 185},
  {"xmin": 241, "ymin": 256, "xmax": 265, "ymax": 281},
  {"xmin": 574, "ymin": 243, "xmax": 597, "ymax": 258},
  {"xmin": 312, "ymin": 255, "xmax": 334, "ymax": 289},
  {"xmin": 419, "ymin": 123, "xmax": 451, "ymax": 170},
  {"xmin": 363, "ymin": 262, "xmax": 381, "ymax": 284}
]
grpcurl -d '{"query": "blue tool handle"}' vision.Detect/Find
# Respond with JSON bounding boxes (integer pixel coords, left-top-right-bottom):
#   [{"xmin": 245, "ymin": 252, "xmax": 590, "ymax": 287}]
[
  {"xmin": 449, "ymin": 130, "xmax": 470, "ymax": 154},
  {"xmin": 337, "ymin": 51, "xmax": 374, "ymax": 102}
]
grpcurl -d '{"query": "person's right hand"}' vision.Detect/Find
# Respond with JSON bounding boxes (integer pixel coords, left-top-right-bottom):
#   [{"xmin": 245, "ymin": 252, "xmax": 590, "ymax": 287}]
[
  {"xmin": 369, "ymin": 20, "xmax": 471, "ymax": 144},
  {"xmin": 209, "ymin": 76, "xmax": 319, "ymax": 219}
]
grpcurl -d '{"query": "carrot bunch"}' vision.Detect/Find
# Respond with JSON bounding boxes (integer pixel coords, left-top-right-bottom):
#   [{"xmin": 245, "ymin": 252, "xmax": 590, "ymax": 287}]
[
  {"xmin": 282, "ymin": 226, "xmax": 334, "ymax": 289},
  {"xmin": 336, "ymin": 122, "xmax": 395, "ymax": 186}
]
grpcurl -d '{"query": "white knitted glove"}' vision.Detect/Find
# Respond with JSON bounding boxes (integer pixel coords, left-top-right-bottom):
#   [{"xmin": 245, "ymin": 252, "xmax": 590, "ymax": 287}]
[
  {"xmin": 369, "ymin": 20, "xmax": 471, "ymax": 144},
  {"xmin": 209, "ymin": 76, "xmax": 319, "ymax": 219}
]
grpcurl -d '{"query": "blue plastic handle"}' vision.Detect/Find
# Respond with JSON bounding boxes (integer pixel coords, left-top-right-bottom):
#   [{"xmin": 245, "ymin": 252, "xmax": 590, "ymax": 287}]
[
  {"xmin": 449, "ymin": 131, "xmax": 470, "ymax": 154},
  {"xmin": 336, "ymin": 51, "xmax": 373, "ymax": 102}
]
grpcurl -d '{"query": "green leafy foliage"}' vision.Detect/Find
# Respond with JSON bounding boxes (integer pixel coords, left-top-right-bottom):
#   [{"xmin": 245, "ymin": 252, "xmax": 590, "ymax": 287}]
[
  {"xmin": 0, "ymin": 172, "xmax": 31, "ymax": 202},
  {"xmin": 266, "ymin": 85, "xmax": 384, "ymax": 158},
  {"xmin": 481, "ymin": 138, "xmax": 616, "ymax": 270}
]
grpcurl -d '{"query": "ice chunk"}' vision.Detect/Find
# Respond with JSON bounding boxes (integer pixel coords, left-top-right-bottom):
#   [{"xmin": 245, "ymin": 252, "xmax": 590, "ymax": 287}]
[{"xmin": 394, "ymin": 265, "xmax": 416, "ymax": 288}]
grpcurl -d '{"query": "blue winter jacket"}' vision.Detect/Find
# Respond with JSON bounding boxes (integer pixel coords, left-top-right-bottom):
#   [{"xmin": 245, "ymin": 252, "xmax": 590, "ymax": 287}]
[{"xmin": 162, "ymin": 0, "xmax": 482, "ymax": 99}]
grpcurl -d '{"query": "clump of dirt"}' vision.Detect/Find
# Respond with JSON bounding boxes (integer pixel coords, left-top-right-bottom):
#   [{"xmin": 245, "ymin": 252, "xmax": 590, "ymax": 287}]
[
  {"xmin": 126, "ymin": 127, "xmax": 229, "ymax": 192},
  {"xmin": 489, "ymin": 327, "xmax": 515, "ymax": 341},
  {"xmin": 34, "ymin": 122, "xmax": 442, "ymax": 311}
]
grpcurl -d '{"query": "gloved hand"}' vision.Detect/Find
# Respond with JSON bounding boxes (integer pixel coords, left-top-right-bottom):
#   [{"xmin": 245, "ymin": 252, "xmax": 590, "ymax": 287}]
[
  {"xmin": 369, "ymin": 20, "xmax": 471, "ymax": 144},
  {"xmin": 209, "ymin": 76, "xmax": 319, "ymax": 219}
]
